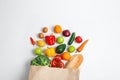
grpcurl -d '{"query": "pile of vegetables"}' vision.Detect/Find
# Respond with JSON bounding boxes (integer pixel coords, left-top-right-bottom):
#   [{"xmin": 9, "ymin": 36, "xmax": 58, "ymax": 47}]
[{"xmin": 30, "ymin": 25, "xmax": 88, "ymax": 68}]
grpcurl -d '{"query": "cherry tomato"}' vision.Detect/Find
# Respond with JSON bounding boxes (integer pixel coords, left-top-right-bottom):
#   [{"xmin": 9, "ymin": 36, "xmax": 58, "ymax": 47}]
[{"xmin": 75, "ymin": 36, "xmax": 83, "ymax": 43}]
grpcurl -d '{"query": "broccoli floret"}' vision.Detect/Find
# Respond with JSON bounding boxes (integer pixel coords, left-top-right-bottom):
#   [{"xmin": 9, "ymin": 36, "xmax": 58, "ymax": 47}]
[{"xmin": 31, "ymin": 55, "xmax": 51, "ymax": 66}]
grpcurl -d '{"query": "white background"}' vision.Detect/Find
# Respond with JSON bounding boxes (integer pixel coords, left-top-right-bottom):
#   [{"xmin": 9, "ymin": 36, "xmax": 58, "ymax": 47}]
[{"xmin": 0, "ymin": 0, "xmax": 120, "ymax": 80}]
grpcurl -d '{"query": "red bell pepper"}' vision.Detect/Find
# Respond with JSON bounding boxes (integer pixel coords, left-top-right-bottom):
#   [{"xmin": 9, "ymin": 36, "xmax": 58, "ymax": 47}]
[
  {"xmin": 50, "ymin": 55, "xmax": 64, "ymax": 68},
  {"xmin": 45, "ymin": 35, "xmax": 56, "ymax": 45},
  {"xmin": 50, "ymin": 58, "xmax": 64, "ymax": 68},
  {"xmin": 50, "ymin": 59, "xmax": 57, "ymax": 67}
]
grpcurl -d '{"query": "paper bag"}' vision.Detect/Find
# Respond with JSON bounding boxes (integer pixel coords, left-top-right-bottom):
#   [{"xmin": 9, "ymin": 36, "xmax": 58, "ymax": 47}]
[{"xmin": 29, "ymin": 66, "xmax": 80, "ymax": 80}]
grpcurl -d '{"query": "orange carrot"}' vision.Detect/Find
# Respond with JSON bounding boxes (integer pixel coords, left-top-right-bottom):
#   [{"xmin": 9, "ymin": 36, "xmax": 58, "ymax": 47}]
[{"xmin": 77, "ymin": 39, "xmax": 88, "ymax": 52}]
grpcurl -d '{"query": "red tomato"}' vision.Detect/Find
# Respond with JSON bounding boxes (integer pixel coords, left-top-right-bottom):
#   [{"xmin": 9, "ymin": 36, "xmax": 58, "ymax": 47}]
[{"xmin": 75, "ymin": 36, "xmax": 83, "ymax": 43}]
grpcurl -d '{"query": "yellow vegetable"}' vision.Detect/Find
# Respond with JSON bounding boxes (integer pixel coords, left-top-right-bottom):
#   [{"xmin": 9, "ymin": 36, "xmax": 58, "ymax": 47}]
[
  {"xmin": 45, "ymin": 47, "xmax": 56, "ymax": 57},
  {"xmin": 37, "ymin": 40, "xmax": 46, "ymax": 47}
]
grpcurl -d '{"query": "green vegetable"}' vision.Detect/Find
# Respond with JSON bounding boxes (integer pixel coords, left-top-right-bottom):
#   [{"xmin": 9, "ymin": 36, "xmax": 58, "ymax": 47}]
[
  {"xmin": 34, "ymin": 47, "xmax": 42, "ymax": 55},
  {"xmin": 56, "ymin": 44, "xmax": 66, "ymax": 54},
  {"xmin": 68, "ymin": 32, "xmax": 75, "ymax": 45},
  {"xmin": 31, "ymin": 55, "xmax": 51, "ymax": 66},
  {"xmin": 68, "ymin": 45, "xmax": 75, "ymax": 53},
  {"xmin": 56, "ymin": 36, "xmax": 64, "ymax": 44}
]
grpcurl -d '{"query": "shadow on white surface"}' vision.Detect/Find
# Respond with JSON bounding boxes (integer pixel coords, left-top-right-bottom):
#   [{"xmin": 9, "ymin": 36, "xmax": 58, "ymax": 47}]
[{"xmin": 20, "ymin": 60, "xmax": 30, "ymax": 80}]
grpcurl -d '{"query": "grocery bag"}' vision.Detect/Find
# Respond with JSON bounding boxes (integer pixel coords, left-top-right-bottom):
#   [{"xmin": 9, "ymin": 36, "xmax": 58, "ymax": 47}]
[{"xmin": 29, "ymin": 66, "xmax": 80, "ymax": 80}]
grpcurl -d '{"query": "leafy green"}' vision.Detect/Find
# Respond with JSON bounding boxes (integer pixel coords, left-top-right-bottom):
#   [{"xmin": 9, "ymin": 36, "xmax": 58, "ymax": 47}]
[{"xmin": 31, "ymin": 55, "xmax": 51, "ymax": 66}]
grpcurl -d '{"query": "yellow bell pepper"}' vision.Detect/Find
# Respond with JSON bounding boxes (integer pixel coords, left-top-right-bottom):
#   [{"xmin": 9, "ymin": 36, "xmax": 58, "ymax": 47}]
[{"xmin": 45, "ymin": 47, "xmax": 56, "ymax": 57}]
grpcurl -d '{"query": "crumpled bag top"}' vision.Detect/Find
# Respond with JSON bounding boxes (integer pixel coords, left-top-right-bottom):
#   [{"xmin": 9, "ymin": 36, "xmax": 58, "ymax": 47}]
[{"xmin": 29, "ymin": 66, "xmax": 80, "ymax": 80}]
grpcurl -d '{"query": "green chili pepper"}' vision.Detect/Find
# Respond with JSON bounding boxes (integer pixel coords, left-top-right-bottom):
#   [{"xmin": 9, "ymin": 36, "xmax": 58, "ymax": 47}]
[{"xmin": 68, "ymin": 32, "xmax": 75, "ymax": 45}]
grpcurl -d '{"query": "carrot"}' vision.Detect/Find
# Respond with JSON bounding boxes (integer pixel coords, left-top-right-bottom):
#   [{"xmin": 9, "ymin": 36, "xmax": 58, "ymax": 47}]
[
  {"xmin": 77, "ymin": 39, "xmax": 88, "ymax": 52},
  {"xmin": 30, "ymin": 37, "xmax": 35, "ymax": 45}
]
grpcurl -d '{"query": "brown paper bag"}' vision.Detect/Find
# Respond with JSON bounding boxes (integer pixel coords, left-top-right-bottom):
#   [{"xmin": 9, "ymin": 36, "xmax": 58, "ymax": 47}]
[{"xmin": 29, "ymin": 66, "xmax": 80, "ymax": 80}]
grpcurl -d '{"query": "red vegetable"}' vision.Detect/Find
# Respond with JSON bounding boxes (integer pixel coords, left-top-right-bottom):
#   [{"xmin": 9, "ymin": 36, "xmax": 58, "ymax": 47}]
[
  {"xmin": 75, "ymin": 36, "xmax": 83, "ymax": 43},
  {"xmin": 50, "ymin": 59, "xmax": 57, "ymax": 67},
  {"xmin": 62, "ymin": 30, "xmax": 70, "ymax": 37},
  {"xmin": 50, "ymin": 55, "xmax": 64, "ymax": 68},
  {"xmin": 54, "ymin": 55, "xmax": 62, "ymax": 62},
  {"xmin": 30, "ymin": 37, "xmax": 35, "ymax": 45},
  {"xmin": 57, "ymin": 61, "xmax": 64, "ymax": 68},
  {"xmin": 45, "ymin": 35, "xmax": 56, "ymax": 45}
]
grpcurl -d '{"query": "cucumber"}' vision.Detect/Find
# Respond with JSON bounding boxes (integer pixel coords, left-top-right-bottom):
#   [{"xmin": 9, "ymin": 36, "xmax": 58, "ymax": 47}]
[{"xmin": 68, "ymin": 32, "xmax": 75, "ymax": 45}]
